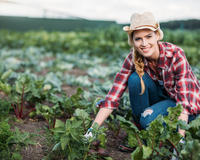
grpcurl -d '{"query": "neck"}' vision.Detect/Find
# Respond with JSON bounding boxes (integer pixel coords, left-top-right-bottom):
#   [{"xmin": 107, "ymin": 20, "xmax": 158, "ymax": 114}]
[{"xmin": 148, "ymin": 43, "xmax": 160, "ymax": 61}]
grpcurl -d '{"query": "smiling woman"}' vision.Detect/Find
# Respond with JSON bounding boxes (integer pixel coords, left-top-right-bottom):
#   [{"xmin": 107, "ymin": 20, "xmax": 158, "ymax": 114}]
[{"xmin": 84, "ymin": 12, "xmax": 200, "ymax": 154}]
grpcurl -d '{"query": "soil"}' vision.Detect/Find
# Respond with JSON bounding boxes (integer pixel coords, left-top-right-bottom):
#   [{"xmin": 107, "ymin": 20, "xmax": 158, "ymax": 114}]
[
  {"xmin": 106, "ymin": 130, "xmax": 132, "ymax": 160},
  {"xmin": 10, "ymin": 117, "xmax": 50, "ymax": 160}
]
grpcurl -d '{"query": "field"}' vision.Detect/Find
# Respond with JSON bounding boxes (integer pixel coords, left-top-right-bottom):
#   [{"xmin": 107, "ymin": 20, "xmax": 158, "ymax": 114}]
[{"xmin": 0, "ymin": 26, "xmax": 200, "ymax": 160}]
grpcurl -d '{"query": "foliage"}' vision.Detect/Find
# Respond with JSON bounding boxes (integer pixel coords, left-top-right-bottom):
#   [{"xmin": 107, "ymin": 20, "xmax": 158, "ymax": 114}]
[
  {"xmin": 36, "ymin": 103, "xmax": 62, "ymax": 129},
  {"xmin": 0, "ymin": 98, "xmax": 10, "ymax": 118},
  {"xmin": 117, "ymin": 105, "xmax": 184, "ymax": 160},
  {"xmin": 50, "ymin": 110, "xmax": 107, "ymax": 160},
  {"xmin": 0, "ymin": 119, "xmax": 34, "ymax": 160},
  {"xmin": 0, "ymin": 28, "xmax": 200, "ymax": 66},
  {"xmin": 117, "ymin": 104, "xmax": 200, "ymax": 160}
]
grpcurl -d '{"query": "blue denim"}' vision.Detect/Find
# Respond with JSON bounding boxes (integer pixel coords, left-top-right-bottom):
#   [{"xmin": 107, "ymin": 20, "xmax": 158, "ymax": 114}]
[{"xmin": 128, "ymin": 72, "xmax": 177, "ymax": 129}]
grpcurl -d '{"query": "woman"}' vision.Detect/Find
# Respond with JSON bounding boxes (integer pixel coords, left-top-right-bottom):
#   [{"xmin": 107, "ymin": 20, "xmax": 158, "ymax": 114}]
[{"xmin": 85, "ymin": 12, "xmax": 200, "ymax": 141}]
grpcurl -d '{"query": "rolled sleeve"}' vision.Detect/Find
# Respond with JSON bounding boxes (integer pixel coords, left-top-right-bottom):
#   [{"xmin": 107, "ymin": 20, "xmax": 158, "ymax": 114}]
[{"xmin": 97, "ymin": 99, "xmax": 119, "ymax": 109}]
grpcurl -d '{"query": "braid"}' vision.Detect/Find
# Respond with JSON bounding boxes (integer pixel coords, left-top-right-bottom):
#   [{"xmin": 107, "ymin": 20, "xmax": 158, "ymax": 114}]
[{"xmin": 133, "ymin": 49, "xmax": 145, "ymax": 95}]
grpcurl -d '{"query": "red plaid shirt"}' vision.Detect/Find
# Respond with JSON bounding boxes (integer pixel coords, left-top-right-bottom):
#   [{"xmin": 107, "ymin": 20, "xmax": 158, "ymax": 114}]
[{"xmin": 99, "ymin": 42, "xmax": 200, "ymax": 115}]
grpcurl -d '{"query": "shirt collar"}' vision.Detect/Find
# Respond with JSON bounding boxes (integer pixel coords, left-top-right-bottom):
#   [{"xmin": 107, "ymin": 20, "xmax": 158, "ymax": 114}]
[{"xmin": 157, "ymin": 41, "xmax": 165, "ymax": 69}]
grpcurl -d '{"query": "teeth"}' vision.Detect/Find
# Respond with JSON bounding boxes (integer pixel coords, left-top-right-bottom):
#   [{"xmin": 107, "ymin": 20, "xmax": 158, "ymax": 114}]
[{"xmin": 143, "ymin": 48, "xmax": 149, "ymax": 51}]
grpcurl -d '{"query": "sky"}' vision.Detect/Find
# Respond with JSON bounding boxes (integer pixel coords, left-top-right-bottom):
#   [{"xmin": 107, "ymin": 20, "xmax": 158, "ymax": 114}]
[{"xmin": 0, "ymin": 0, "xmax": 200, "ymax": 23}]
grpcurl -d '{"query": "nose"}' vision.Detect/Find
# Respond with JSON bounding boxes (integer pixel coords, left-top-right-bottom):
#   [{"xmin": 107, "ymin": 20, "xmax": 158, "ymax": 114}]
[{"xmin": 142, "ymin": 39, "xmax": 147, "ymax": 46}]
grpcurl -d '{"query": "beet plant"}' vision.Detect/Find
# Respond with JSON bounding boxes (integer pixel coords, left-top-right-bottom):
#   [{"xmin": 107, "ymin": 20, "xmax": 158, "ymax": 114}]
[
  {"xmin": 117, "ymin": 105, "xmax": 186, "ymax": 160},
  {"xmin": 0, "ymin": 72, "xmax": 54, "ymax": 119},
  {"xmin": 51, "ymin": 109, "xmax": 107, "ymax": 160}
]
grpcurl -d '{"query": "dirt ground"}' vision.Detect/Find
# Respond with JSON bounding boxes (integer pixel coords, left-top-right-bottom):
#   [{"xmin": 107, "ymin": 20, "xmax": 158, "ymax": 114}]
[
  {"xmin": 10, "ymin": 118, "xmax": 50, "ymax": 160},
  {"xmin": 10, "ymin": 117, "xmax": 131, "ymax": 160}
]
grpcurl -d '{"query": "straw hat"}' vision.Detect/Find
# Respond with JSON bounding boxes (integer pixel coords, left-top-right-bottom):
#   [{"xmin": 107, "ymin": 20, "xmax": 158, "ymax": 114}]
[{"xmin": 123, "ymin": 12, "xmax": 164, "ymax": 46}]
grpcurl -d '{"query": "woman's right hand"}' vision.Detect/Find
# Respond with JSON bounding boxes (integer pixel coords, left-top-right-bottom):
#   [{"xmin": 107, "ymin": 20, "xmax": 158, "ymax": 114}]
[{"xmin": 84, "ymin": 127, "xmax": 94, "ymax": 140}]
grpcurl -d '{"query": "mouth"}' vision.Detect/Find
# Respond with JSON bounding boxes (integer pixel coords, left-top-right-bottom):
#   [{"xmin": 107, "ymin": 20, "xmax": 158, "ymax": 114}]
[{"xmin": 141, "ymin": 47, "xmax": 150, "ymax": 53}]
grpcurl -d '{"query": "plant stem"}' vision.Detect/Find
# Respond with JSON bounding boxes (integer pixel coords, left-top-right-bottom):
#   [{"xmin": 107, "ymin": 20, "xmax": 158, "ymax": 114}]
[
  {"xmin": 11, "ymin": 104, "xmax": 18, "ymax": 118},
  {"xmin": 68, "ymin": 144, "xmax": 72, "ymax": 153},
  {"xmin": 167, "ymin": 139, "xmax": 179, "ymax": 157},
  {"xmin": 19, "ymin": 84, "xmax": 25, "ymax": 118},
  {"xmin": 83, "ymin": 143, "xmax": 91, "ymax": 160},
  {"xmin": 135, "ymin": 133, "xmax": 142, "ymax": 147}
]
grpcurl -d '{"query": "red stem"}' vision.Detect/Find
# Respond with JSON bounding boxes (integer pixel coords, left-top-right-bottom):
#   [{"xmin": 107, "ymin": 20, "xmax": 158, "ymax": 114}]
[
  {"xmin": 167, "ymin": 139, "xmax": 179, "ymax": 157},
  {"xmin": 11, "ymin": 104, "xmax": 18, "ymax": 118},
  {"xmin": 19, "ymin": 84, "xmax": 25, "ymax": 118}
]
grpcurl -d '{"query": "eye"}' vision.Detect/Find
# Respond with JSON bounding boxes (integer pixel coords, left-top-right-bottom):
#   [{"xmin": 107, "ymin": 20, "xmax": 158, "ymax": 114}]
[
  {"xmin": 147, "ymin": 35, "xmax": 152, "ymax": 38},
  {"xmin": 134, "ymin": 37, "xmax": 141, "ymax": 41}
]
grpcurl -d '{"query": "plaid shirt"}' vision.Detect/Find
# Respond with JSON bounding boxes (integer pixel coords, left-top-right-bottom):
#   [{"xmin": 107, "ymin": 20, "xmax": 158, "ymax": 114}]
[{"xmin": 99, "ymin": 42, "xmax": 200, "ymax": 115}]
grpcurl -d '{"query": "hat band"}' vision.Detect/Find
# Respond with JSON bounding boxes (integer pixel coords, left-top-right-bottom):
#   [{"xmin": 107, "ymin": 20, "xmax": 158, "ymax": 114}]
[{"xmin": 134, "ymin": 24, "xmax": 159, "ymax": 30}]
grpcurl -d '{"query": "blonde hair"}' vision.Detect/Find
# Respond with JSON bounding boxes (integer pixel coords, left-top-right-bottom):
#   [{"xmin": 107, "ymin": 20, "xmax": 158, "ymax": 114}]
[{"xmin": 133, "ymin": 49, "xmax": 145, "ymax": 95}]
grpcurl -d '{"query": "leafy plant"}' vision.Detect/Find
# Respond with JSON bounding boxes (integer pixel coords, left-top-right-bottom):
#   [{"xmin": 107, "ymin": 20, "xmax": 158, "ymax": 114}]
[
  {"xmin": 117, "ymin": 105, "xmax": 184, "ymax": 160},
  {"xmin": 0, "ymin": 119, "xmax": 34, "ymax": 160},
  {"xmin": 51, "ymin": 109, "xmax": 107, "ymax": 160},
  {"xmin": 62, "ymin": 88, "xmax": 91, "ymax": 118},
  {"xmin": 36, "ymin": 103, "xmax": 62, "ymax": 129}
]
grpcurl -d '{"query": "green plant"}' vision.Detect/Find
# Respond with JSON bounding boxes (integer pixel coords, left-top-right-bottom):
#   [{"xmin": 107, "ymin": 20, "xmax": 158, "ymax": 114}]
[
  {"xmin": 50, "ymin": 109, "xmax": 107, "ymax": 160},
  {"xmin": 0, "ymin": 119, "xmax": 34, "ymax": 160},
  {"xmin": 62, "ymin": 88, "xmax": 91, "ymax": 118},
  {"xmin": 117, "ymin": 105, "xmax": 184, "ymax": 160},
  {"xmin": 36, "ymin": 103, "xmax": 62, "ymax": 129}
]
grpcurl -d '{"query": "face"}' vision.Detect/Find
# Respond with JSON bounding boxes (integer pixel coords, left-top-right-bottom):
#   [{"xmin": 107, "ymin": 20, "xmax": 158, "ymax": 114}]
[{"xmin": 132, "ymin": 29, "xmax": 160, "ymax": 60}]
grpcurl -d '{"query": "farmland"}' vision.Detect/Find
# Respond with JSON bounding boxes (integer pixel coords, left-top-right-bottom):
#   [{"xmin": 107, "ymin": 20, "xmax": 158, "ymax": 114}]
[{"xmin": 0, "ymin": 26, "xmax": 200, "ymax": 160}]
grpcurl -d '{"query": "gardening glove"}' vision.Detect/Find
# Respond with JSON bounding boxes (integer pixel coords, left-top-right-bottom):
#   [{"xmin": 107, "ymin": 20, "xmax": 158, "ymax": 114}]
[
  {"xmin": 96, "ymin": 99, "xmax": 104, "ymax": 107},
  {"xmin": 83, "ymin": 127, "xmax": 95, "ymax": 143},
  {"xmin": 84, "ymin": 128, "xmax": 93, "ymax": 139}
]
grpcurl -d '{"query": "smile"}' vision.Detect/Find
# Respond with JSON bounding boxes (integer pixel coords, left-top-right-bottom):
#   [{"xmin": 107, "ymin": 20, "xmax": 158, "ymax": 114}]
[{"xmin": 141, "ymin": 47, "xmax": 150, "ymax": 53}]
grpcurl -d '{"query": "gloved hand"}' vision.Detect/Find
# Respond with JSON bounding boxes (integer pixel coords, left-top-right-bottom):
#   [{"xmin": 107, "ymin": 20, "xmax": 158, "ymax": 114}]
[
  {"xmin": 84, "ymin": 128, "xmax": 93, "ymax": 139},
  {"xmin": 83, "ymin": 127, "xmax": 96, "ymax": 143},
  {"xmin": 96, "ymin": 99, "xmax": 104, "ymax": 107}
]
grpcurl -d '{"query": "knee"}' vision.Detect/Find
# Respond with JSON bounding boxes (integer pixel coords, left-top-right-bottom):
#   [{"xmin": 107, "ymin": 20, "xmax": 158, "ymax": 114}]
[{"xmin": 139, "ymin": 108, "xmax": 154, "ymax": 129}]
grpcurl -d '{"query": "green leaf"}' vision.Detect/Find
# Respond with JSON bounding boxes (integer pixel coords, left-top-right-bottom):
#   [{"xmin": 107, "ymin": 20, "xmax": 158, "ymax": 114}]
[
  {"xmin": 1, "ymin": 69, "xmax": 13, "ymax": 80},
  {"xmin": 131, "ymin": 147, "xmax": 143, "ymax": 160},
  {"xmin": 189, "ymin": 116, "xmax": 200, "ymax": 129},
  {"xmin": 164, "ymin": 105, "xmax": 183, "ymax": 129},
  {"xmin": 74, "ymin": 108, "xmax": 89, "ymax": 120},
  {"xmin": 60, "ymin": 136, "xmax": 69, "ymax": 150},
  {"xmin": 52, "ymin": 142, "xmax": 61, "ymax": 151},
  {"xmin": 104, "ymin": 157, "xmax": 113, "ymax": 160},
  {"xmin": 117, "ymin": 115, "xmax": 139, "ymax": 132},
  {"xmin": 15, "ymin": 74, "xmax": 33, "ymax": 94},
  {"xmin": 128, "ymin": 133, "xmax": 138, "ymax": 148},
  {"xmin": 142, "ymin": 145, "xmax": 152, "ymax": 159},
  {"xmin": 55, "ymin": 119, "xmax": 65, "ymax": 128},
  {"xmin": 0, "ymin": 81, "xmax": 11, "ymax": 94}
]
